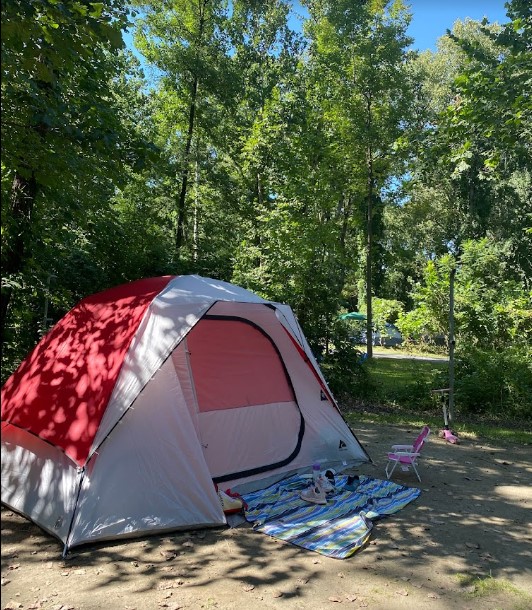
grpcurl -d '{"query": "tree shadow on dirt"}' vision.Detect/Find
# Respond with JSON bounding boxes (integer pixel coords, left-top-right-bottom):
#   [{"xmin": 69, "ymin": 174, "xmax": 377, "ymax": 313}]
[{"xmin": 2, "ymin": 421, "xmax": 531, "ymax": 607}]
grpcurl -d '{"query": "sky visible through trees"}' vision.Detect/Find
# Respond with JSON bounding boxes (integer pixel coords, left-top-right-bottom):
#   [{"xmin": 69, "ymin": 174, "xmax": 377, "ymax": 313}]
[{"xmin": 1, "ymin": 0, "xmax": 530, "ymax": 415}]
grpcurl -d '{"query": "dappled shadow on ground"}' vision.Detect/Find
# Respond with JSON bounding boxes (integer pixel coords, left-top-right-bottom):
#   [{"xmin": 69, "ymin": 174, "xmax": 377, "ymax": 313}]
[
  {"xmin": 2, "ymin": 422, "xmax": 531, "ymax": 609},
  {"xmin": 355, "ymin": 423, "xmax": 531, "ymax": 579}
]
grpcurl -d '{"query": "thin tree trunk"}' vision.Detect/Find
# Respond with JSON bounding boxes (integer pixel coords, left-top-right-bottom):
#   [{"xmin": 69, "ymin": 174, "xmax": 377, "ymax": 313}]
[
  {"xmin": 176, "ymin": 74, "xmax": 199, "ymax": 254},
  {"xmin": 175, "ymin": 0, "xmax": 208, "ymax": 255},
  {"xmin": 365, "ymin": 93, "xmax": 374, "ymax": 360},
  {"xmin": 193, "ymin": 154, "xmax": 199, "ymax": 262},
  {"xmin": 366, "ymin": 148, "xmax": 374, "ymax": 360},
  {"xmin": 1, "ymin": 171, "xmax": 38, "ymax": 353}
]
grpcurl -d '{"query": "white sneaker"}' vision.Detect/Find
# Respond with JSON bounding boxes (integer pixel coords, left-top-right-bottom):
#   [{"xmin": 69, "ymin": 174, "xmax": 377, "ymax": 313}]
[
  {"xmin": 317, "ymin": 475, "xmax": 335, "ymax": 493},
  {"xmin": 218, "ymin": 490, "xmax": 244, "ymax": 514},
  {"xmin": 300, "ymin": 485, "xmax": 327, "ymax": 505}
]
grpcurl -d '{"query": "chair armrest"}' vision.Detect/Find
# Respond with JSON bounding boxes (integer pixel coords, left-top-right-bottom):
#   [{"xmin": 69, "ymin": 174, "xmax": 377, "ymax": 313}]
[
  {"xmin": 391, "ymin": 444, "xmax": 414, "ymax": 451},
  {"xmin": 392, "ymin": 451, "xmax": 421, "ymax": 457}
]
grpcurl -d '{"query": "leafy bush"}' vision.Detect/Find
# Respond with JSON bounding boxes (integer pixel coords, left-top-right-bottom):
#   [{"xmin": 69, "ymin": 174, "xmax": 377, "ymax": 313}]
[
  {"xmin": 320, "ymin": 339, "xmax": 372, "ymax": 400},
  {"xmin": 454, "ymin": 346, "xmax": 532, "ymax": 419},
  {"xmin": 397, "ymin": 240, "xmax": 531, "ymax": 351}
]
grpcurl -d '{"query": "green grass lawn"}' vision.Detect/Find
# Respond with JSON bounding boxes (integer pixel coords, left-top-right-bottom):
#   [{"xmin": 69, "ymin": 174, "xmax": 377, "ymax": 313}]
[
  {"xmin": 372, "ymin": 345, "xmax": 448, "ymax": 359},
  {"xmin": 365, "ymin": 356, "xmax": 448, "ymax": 407}
]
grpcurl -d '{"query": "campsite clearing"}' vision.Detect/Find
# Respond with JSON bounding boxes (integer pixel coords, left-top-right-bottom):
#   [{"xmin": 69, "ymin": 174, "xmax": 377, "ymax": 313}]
[{"xmin": 2, "ymin": 421, "xmax": 531, "ymax": 610}]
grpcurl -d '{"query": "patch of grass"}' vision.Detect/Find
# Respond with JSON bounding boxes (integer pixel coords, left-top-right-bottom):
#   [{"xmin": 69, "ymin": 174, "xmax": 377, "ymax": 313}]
[
  {"xmin": 347, "ymin": 356, "xmax": 448, "ymax": 410},
  {"xmin": 372, "ymin": 345, "xmax": 448, "ymax": 359},
  {"xmin": 455, "ymin": 573, "xmax": 532, "ymax": 608},
  {"xmin": 368, "ymin": 357, "xmax": 447, "ymax": 395},
  {"xmin": 343, "ymin": 409, "xmax": 532, "ymax": 445}
]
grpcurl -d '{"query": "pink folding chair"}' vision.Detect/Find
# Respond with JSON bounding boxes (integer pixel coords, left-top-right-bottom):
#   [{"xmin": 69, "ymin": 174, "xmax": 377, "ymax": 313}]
[{"xmin": 385, "ymin": 425, "xmax": 430, "ymax": 482}]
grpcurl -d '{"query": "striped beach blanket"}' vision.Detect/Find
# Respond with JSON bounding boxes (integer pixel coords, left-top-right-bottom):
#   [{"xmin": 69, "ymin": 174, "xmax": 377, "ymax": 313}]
[{"xmin": 242, "ymin": 474, "xmax": 421, "ymax": 559}]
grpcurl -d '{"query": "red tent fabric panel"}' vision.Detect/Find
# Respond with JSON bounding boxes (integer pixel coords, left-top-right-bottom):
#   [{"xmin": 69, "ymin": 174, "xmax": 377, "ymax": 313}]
[
  {"xmin": 1, "ymin": 276, "xmax": 175, "ymax": 466},
  {"xmin": 188, "ymin": 318, "xmax": 295, "ymax": 412}
]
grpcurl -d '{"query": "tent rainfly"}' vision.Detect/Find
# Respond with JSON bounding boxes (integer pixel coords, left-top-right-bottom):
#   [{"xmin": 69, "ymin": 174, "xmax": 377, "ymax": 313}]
[{"xmin": 1, "ymin": 275, "xmax": 370, "ymax": 553}]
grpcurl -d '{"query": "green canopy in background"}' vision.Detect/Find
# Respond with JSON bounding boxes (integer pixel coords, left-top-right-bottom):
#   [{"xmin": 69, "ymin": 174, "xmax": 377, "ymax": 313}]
[{"xmin": 339, "ymin": 312, "xmax": 367, "ymax": 321}]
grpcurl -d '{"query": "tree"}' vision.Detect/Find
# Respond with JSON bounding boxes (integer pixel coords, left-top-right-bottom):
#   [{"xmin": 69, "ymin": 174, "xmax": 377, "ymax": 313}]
[
  {"xmin": 384, "ymin": 8, "xmax": 531, "ymax": 310},
  {"xmin": 302, "ymin": 0, "xmax": 413, "ymax": 357},
  {"xmin": 134, "ymin": 0, "xmax": 238, "ymax": 260},
  {"xmin": 1, "ymin": 2, "xmax": 160, "ymax": 380},
  {"xmin": 1, "ymin": 1, "xmax": 134, "ymax": 357},
  {"xmin": 397, "ymin": 239, "xmax": 531, "ymax": 415}
]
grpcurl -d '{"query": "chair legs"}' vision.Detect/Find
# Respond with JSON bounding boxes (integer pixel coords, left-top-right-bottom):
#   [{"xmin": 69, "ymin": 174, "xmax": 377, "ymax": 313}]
[
  {"xmin": 411, "ymin": 462, "xmax": 421, "ymax": 482},
  {"xmin": 385, "ymin": 459, "xmax": 398, "ymax": 480},
  {"xmin": 385, "ymin": 458, "xmax": 421, "ymax": 482}
]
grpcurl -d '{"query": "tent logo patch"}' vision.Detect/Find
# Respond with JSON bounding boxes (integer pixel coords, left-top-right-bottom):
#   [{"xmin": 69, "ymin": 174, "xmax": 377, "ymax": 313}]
[{"xmin": 338, "ymin": 440, "xmax": 347, "ymax": 450}]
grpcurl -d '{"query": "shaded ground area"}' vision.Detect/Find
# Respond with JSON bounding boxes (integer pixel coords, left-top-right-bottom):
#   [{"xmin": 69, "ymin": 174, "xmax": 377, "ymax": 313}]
[{"xmin": 2, "ymin": 422, "xmax": 531, "ymax": 610}]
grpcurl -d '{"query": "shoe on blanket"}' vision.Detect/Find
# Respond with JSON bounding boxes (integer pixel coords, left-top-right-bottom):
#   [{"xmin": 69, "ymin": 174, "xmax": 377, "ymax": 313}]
[
  {"xmin": 218, "ymin": 489, "xmax": 244, "ymax": 515},
  {"xmin": 317, "ymin": 475, "xmax": 335, "ymax": 494},
  {"xmin": 344, "ymin": 475, "xmax": 360, "ymax": 491},
  {"xmin": 300, "ymin": 485, "xmax": 327, "ymax": 505}
]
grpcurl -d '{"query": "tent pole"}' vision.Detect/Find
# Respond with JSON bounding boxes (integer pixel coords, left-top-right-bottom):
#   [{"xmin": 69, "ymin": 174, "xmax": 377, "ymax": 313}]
[{"xmin": 63, "ymin": 466, "xmax": 87, "ymax": 557}]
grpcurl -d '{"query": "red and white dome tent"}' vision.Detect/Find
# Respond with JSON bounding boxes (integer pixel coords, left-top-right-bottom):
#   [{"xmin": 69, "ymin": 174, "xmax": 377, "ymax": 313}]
[{"xmin": 1, "ymin": 275, "xmax": 370, "ymax": 553}]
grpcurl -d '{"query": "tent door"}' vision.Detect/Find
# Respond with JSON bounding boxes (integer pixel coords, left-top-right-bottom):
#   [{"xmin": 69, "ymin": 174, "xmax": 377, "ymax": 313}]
[{"xmin": 185, "ymin": 316, "xmax": 304, "ymax": 483}]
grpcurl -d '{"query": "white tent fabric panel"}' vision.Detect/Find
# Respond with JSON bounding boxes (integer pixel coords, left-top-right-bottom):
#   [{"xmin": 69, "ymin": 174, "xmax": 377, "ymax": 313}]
[
  {"xmin": 170, "ymin": 340, "xmax": 200, "ymax": 434},
  {"xmin": 90, "ymin": 289, "xmax": 210, "ymax": 457},
  {"xmin": 69, "ymin": 358, "xmax": 225, "ymax": 548},
  {"xmin": 167, "ymin": 275, "xmax": 267, "ymax": 304},
  {"xmin": 1, "ymin": 425, "xmax": 79, "ymax": 543},
  {"xmin": 198, "ymin": 401, "xmax": 302, "ymax": 479}
]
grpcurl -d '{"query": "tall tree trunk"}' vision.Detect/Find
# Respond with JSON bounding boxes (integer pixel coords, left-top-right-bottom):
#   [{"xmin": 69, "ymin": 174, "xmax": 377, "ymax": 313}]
[
  {"xmin": 1, "ymin": 171, "xmax": 38, "ymax": 354},
  {"xmin": 176, "ymin": 74, "xmax": 199, "ymax": 254},
  {"xmin": 366, "ymin": 147, "xmax": 374, "ymax": 360},
  {"xmin": 365, "ymin": 93, "xmax": 374, "ymax": 360},
  {"xmin": 175, "ymin": 0, "xmax": 208, "ymax": 255}
]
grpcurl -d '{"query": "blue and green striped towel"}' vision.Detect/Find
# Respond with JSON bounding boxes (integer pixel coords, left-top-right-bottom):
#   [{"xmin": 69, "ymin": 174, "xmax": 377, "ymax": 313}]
[{"xmin": 242, "ymin": 474, "xmax": 421, "ymax": 559}]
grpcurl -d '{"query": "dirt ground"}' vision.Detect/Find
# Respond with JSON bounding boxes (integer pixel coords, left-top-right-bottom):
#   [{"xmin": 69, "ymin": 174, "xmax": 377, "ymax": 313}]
[{"xmin": 2, "ymin": 421, "xmax": 531, "ymax": 610}]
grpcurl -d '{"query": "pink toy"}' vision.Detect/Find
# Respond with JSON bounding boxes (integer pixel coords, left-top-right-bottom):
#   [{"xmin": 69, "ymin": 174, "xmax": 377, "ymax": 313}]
[
  {"xmin": 432, "ymin": 388, "xmax": 460, "ymax": 445},
  {"xmin": 442, "ymin": 428, "xmax": 459, "ymax": 444}
]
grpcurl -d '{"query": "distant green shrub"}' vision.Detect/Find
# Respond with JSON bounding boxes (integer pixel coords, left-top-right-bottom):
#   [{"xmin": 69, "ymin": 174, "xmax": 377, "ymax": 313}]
[
  {"xmin": 454, "ymin": 346, "xmax": 532, "ymax": 419},
  {"xmin": 320, "ymin": 339, "xmax": 372, "ymax": 400}
]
